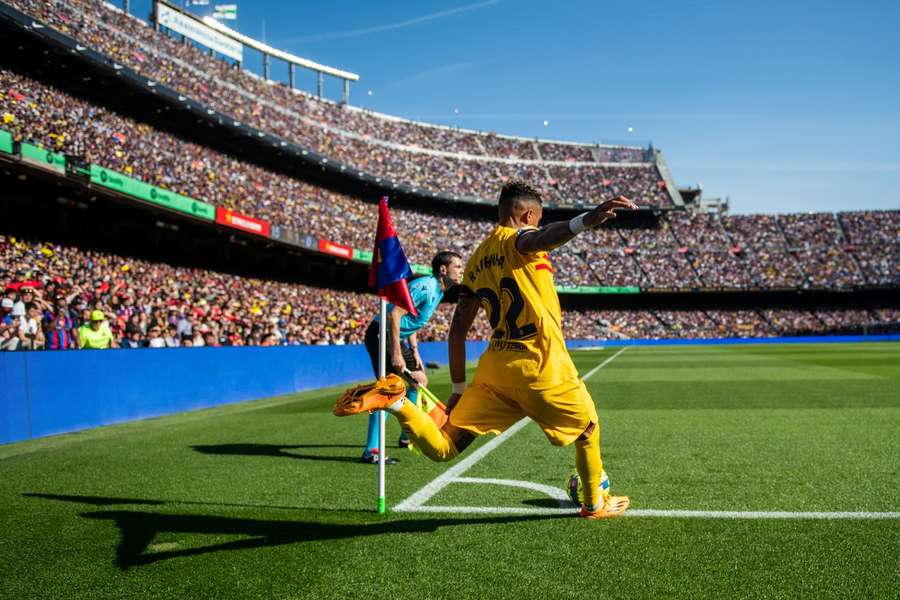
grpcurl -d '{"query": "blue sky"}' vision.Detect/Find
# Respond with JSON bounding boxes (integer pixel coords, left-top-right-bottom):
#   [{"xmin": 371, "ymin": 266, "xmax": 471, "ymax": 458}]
[{"xmin": 138, "ymin": 1, "xmax": 899, "ymax": 214}]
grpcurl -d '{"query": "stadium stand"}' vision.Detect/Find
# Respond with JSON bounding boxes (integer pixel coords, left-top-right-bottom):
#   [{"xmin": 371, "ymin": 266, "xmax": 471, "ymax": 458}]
[
  {"xmin": 1, "ymin": 0, "xmax": 672, "ymax": 208},
  {"xmin": 3, "ymin": 65, "xmax": 894, "ymax": 293},
  {"xmin": 2, "ymin": 235, "xmax": 897, "ymax": 350},
  {"xmin": 0, "ymin": 0, "xmax": 896, "ymax": 352}
]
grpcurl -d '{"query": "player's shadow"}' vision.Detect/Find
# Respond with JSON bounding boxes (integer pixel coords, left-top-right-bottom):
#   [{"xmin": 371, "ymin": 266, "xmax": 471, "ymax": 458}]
[
  {"xmin": 521, "ymin": 498, "xmax": 573, "ymax": 509},
  {"xmin": 23, "ymin": 492, "xmax": 304, "ymax": 512},
  {"xmin": 83, "ymin": 510, "xmax": 568, "ymax": 568},
  {"xmin": 191, "ymin": 443, "xmax": 361, "ymax": 464},
  {"xmin": 23, "ymin": 492, "xmax": 568, "ymax": 569}
]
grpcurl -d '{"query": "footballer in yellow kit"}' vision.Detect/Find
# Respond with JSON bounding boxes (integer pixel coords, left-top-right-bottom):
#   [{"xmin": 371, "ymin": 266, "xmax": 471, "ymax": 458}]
[
  {"xmin": 333, "ymin": 180, "xmax": 637, "ymax": 518},
  {"xmin": 448, "ymin": 223, "xmax": 594, "ymax": 447}
]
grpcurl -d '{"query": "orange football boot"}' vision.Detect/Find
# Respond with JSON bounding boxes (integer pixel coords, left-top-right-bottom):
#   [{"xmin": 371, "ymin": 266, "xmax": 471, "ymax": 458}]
[
  {"xmin": 333, "ymin": 374, "xmax": 407, "ymax": 416},
  {"xmin": 580, "ymin": 495, "xmax": 630, "ymax": 519}
]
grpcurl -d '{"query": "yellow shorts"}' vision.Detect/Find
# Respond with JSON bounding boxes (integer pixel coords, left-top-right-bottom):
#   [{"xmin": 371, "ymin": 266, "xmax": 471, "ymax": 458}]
[{"xmin": 448, "ymin": 378, "xmax": 598, "ymax": 447}]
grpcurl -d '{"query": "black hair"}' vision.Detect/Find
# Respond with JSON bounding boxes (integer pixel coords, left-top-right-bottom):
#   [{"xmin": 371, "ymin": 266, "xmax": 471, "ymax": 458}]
[
  {"xmin": 431, "ymin": 251, "xmax": 462, "ymax": 276},
  {"xmin": 498, "ymin": 179, "xmax": 543, "ymax": 211}
]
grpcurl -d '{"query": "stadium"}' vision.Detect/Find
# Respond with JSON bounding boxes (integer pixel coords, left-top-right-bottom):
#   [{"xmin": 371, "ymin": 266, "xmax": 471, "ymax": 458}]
[{"xmin": 0, "ymin": 1, "xmax": 897, "ymax": 598}]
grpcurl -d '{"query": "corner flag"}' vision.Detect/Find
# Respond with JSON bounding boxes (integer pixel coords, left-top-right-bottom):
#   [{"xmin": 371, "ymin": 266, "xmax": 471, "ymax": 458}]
[
  {"xmin": 369, "ymin": 196, "xmax": 417, "ymax": 316},
  {"xmin": 368, "ymin": 196, "xmax": 417, "ymax": 514}
]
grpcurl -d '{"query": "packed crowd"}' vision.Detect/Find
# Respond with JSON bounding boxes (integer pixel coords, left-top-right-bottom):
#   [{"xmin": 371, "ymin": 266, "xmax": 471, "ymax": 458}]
[
  {"xmin": 0, "ymin": 66, "xmax": 653, "ymax": 248},
  {"xmin": 0, "ymin": 58, "xmax": 896, "ymax": 292},
  {"xmin": 1, "ymin": 235, "xmax": 391, "ymax": 349},
  {"xmin": 549, "ymin": 165, "xmax": 671, "ymax": 206},
  {"xmin": 2, "ymin": 235, "xmax": 896, "ymax": 352},
  {"xmin": 562, "ymin": 310, "xmax": 670, "ymax": 340},
  {"xmin": 4, "ymin": 0, "xmax": 672, "ymax": 207}
]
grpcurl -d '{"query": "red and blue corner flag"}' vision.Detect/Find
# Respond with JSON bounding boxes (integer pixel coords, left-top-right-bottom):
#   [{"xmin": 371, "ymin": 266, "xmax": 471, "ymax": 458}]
[{"xmin": 369, "ymin": 196, "xmax": 417, "ymax": 316}]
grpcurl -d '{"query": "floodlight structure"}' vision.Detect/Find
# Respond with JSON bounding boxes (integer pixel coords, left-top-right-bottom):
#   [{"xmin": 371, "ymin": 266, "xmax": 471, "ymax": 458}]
[{"xmin": 151, "ymin": 0, "xmax": 359, "ymax": 103}]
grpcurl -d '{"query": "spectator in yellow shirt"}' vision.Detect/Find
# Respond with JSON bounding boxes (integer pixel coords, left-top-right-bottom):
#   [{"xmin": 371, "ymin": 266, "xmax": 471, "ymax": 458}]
[{"xmin": 77, "ymin": 310, "xmax": 118, "ymax": 349}]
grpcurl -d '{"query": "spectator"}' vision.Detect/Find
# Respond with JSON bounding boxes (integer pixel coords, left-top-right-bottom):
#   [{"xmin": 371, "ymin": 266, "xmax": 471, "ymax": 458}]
[
  {"xmin": 202, "ymin": 331, "xmax": 218, "ymax": 347},
  {"xmin": 17, "ymin": 303, "xmax": 45, "ymax": 350},
  {"xmin": 147, "ymin": 325, "xmax": 165, "ymax": 348},
  {"xmin": 78, "ymin": 310, "xmax": 117, "ymax": 349},
  {"xmin": 1, "ymin": 297, "xmax": 14, "ymax": 327},
  {"xmin": 2, "ymin": 301, "xmax": 25, "ymax": 351},
  {"xmin": 163, "ymin": 323, "xmax": 180, "ymax": 347},
  {"xmin": 44, "ymin": 308, "xmax": 76, "ymax": 350}
]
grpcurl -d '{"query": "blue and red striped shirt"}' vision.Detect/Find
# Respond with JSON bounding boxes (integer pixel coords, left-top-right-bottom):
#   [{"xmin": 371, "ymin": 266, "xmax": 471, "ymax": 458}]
[{"xmin": 46, "ymin": 315, "xmax": 74, "ymax": 350}]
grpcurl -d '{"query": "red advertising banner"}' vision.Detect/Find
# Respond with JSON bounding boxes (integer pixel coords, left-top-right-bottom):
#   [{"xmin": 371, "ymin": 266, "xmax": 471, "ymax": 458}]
[
  {"xmin": 318, "ymin": 239, "xmax": 353, "ymax": 259},
  {"xmin": 215, "ymin": 207, "xmax": 271, "ymax": 237}
]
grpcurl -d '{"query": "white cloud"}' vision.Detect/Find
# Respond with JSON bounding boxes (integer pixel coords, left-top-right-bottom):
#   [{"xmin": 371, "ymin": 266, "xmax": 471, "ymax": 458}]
[{"xmin": 276, "ymin": 0, "xmax": 501, "ymax": 44}]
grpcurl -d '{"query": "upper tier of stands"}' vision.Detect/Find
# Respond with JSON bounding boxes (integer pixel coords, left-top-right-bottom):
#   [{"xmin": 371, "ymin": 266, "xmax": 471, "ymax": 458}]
[{"xmin": 2, "ymin": 0, "xmax": 673, "ymax": 207}]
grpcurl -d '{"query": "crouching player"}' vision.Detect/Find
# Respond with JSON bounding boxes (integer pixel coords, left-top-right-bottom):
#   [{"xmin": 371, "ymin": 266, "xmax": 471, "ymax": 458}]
[
  {"xmin": 337, "ymin": 181, "xmax": 637, "ymax": 518},
  {"xmin": 359, "ymin": 250, "xmax": 464, "ymax": 464}
]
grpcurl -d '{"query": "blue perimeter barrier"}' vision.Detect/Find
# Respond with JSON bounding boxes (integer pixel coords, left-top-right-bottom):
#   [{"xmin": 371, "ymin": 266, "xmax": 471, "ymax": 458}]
[
  {"xmin": 0, "ymin": 341, "xmax": 487, "ymax": 445},
  {"xmin": 2, "ymin": 334, "xmax": 896, "ymax": 445}
]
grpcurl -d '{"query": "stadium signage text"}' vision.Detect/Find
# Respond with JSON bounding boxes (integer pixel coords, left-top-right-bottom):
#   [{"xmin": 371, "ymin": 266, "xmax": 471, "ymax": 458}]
[
  {"xmin": 215, "ymin": 207, "xmax": 271, "ymax": 237},
  {"xmin": 20, "ymin": 142, "xmax": 65, "ymax": 174},
  {"xmin": 318, "ymin": 239, "xmax": 353, "ymax": 259},
  {"xmin": 156, "ymin": 2, "xmax": 243, "ymax": 62},
  {"xmin": 89, "ymin": 165, "xmax": 215, "ymax": 222},
  {"xmin": 319, "ymin": 240, "xmax": 353, "ymax": 259}
]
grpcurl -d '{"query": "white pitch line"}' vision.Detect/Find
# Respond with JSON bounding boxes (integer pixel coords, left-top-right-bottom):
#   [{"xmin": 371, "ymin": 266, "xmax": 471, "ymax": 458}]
[
  {"xmin": 581, "ymin": 346, "xmax": 628, "ymax": 381},
  {"xmin": 626, "ymin": 509, "xmax": 900, "ymax": 520},
  {"xmin": 407, "ymin": 505, "xmax": 576, "ymax": 515},
  {"xmin": 394, "ymin": 418, "xmax": 532, "ymax": 511},
  {"xmin": 398, "ymin": 506, "xmax": 900, "ymax": 520},
  {"xmin": 394, "ymin": 348, "xmax": 626, "ymax": 512},
  {"xmin": 451, "ymin": 477, "xmax": 571, "ymax": 505}
]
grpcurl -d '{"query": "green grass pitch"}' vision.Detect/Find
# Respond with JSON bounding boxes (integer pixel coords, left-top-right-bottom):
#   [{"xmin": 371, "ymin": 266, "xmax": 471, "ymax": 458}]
[{"xmin": 1, "ymin": 342, "xmax": 898, "ymax": 599}]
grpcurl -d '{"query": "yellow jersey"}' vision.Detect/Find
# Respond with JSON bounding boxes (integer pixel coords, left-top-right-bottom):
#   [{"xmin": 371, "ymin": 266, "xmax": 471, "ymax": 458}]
[
  {"xmin": 462, "ymin": 225, "xmax": 578, "ymax": 389},
  {"xmin": 78, "ymin": 323, "xmax": 114, "ymax": 349}
]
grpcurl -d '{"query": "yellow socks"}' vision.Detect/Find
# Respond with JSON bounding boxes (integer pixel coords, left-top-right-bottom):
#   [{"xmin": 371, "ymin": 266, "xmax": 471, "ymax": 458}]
[
  {"xmin": 574, "ymin": 423, "xmax": 604, "ymax": 510},
  {"xmin": 389, "ymin": 399, "xmax": 459, "ymax": 462}
]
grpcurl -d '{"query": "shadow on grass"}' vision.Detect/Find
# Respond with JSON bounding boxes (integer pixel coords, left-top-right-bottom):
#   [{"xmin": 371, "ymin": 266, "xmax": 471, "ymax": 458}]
[
  {"xmin": 191, "ymin": 443, "xmax": 362, "ymax": 463},
  {"xmin": 23, "ymin": 492, "xmax": 569, "ymax": 569},
  {"xmin": 521, "ymin": 498, "xmax": 572, "ymax": 509},
  {"xmin": 23, "ymin": 492, "xmax": 304, "ymax": 512},
  {"xmin": 82, "ymin": 509, "xmax": 569, "ymax": 568}
]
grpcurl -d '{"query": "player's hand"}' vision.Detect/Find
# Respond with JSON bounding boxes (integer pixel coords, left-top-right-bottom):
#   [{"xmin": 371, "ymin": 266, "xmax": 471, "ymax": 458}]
[
  {"xmin": 583, "ymin": 196, "xmax": 638, "ymax": 229},
  {"xmin": 445, "ymin": 393, "xmax": 462, "ymax": 414},
  {"xmin": 390, "ymin": 351, "xmax": 406, "ymax": 374}
]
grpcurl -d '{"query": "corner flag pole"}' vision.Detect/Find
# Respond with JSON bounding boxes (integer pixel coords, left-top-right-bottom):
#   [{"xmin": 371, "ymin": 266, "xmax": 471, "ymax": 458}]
[
  {"xmin": 370, "ymin": 195, "xmax": 415, "ymax": 514},
  {"xmin": 377, "ymin": 297, "xmax": 387, "ymax": 514}
]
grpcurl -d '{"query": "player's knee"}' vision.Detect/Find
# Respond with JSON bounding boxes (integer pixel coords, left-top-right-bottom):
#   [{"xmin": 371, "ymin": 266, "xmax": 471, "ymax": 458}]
[{"xmin": 449, "ymin": 429, "xmax": 475, "ymax": 455}]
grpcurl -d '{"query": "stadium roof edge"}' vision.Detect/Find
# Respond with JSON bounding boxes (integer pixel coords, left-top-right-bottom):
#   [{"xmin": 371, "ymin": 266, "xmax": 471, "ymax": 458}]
[{"xmin": 154, "ymin": 0, "xmax": 359, "ymax": 81}]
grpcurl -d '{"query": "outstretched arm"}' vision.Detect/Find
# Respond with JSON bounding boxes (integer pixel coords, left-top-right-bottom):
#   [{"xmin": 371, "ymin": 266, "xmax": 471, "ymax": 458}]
[
  {"xmin": 515, "ymin": 196, "xmax": 638, "ymax": 254},
  {"xmin": 447, "ymin": 291, "xmax": 480, "ymax": 411}
]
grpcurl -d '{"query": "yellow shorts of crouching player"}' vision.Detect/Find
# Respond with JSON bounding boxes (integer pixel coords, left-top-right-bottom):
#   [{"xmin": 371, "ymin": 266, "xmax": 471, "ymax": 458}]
[{"xmin": 449, "ymin": 377, "xmax": 598, "ymax": 447}]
